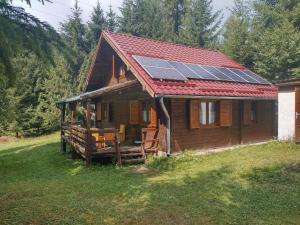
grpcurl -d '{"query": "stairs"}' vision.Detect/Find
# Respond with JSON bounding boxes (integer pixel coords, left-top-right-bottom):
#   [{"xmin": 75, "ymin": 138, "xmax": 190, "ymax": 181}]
[{"xmin": 120, "ymin": 147, "xmax": 145, "ymax": 165}]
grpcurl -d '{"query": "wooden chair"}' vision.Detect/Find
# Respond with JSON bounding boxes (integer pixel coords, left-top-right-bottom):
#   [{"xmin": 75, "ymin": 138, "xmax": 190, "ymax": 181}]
[
  {"xmin": 141, "ymin": 128, "xmax": 159, "ymax": 156},
  {"xmin": 119, "ymin": 124, "xmax": 125, "ymax": 142}
]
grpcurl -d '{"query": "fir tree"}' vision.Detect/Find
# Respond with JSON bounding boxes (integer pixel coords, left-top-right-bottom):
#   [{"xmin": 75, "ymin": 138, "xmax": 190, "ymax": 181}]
[
  {"xmin": 221, "ymin": 0, "xmax": 253, "ymax": 68},
  {"xmin": 161, "ymin": 0, "xmax": 186, "ymax": 41},
  {"xmin": 60, "ymin": 0, "xmax": 88, "ymax": 86},
  {"xmin": 106, "ymin": 4, "xmax": 117, "ymax": 32},
  {"xmin": 179, "ymin": 0, "xmax": 222, "ymax": 47},
  {"xmin": 86, "ymin": 0, "xmax": 106, "ymax": 48},
  {"xmin": 118, "ymin": 0, "xmax": 135, "ymax": 33}
]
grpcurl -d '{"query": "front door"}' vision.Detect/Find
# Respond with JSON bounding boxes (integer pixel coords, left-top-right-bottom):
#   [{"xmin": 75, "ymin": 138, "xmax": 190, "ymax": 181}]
[{"xmin": 295, "ymin": 88, "xmax": 300, "ymax": 142}]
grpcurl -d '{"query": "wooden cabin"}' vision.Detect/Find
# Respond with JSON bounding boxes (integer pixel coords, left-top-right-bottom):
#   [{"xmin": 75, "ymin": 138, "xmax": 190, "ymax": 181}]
[{"xmin": 58, "ymin": 31, "xmax": 278, "ymax": 166}]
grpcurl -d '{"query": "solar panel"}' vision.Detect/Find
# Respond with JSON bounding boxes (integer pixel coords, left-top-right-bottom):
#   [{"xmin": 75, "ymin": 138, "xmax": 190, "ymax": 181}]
[
  {"xmin": 187, "ymin": 64, "xmax": 219, "ymax": 80},
  {"xmin": 143, "ymin": 65, "xmax": 187, "ymax": 81},
  {"xmin": 229, "ymin": 68, "xmax": 258, "ymax": 84},
  {"xmin": 216, "ymin": 67, "xmax": 248, "ymax": 83},
  {"xmin": 133, "ymin": 55, "xmax": 187, "ymax": 81},
  {"xmin": 242, "ymin": 70, "xmax": 270, "ymax": 85},
  {"xmin": 201, "ymin": 66, "xmax": 233, "ymax": 81},
  {"xmin": 133, "ymin": 55, "xmax": 173, "ymax": 68},
  {"xmin": 133, "ymin": 55, "xmax": 271, "ymax": 85},
  {"xmin": 168, "ymin": 61, "xmax": 200, "ymax": 79}
]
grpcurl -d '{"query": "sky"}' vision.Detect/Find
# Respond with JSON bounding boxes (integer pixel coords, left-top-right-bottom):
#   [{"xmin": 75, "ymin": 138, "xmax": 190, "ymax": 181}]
[{"xmin": 12, "ymin": 0, "xmax": 235, "ymax": 30}]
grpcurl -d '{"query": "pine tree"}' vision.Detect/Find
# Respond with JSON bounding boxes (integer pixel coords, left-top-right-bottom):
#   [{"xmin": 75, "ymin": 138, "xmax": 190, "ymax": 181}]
[
  {"xmin": 221, "ymin": 0, "xmax": 253, "ymax": 68},
  {"xmin": 60, "ymin": 0, "xmax": 88, "ymax": 86},
  {"xmin": 0, "ymin": 0, "xmax": 62, "ymax": 86},
  {"xmin": 161, "ymin": 0, "xmax": 186, "ymax": 41},
  {"xmin": 179, "ymin": 0, "xmax": 222, "ymax": 47},
  {"xmin": 118, "ymin": 0, "xmax": 135, "ymax": 33},
  {"xmin": 86, "ymin": 0, "xmax": 106, "ymax": 48},
  {"xmin": 106, "ymin": 4, "xmax": 117, "ymax": 32},
  {"xmin": 139, "ymin": 0, "xmax": 165, "ymax": 38}
]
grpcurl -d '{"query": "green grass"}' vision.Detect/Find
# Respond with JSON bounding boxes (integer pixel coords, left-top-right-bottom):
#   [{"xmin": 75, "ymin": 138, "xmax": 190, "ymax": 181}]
[{"xmin": 0, "ymin": 133, "xmax": 299, "ymax": 225}]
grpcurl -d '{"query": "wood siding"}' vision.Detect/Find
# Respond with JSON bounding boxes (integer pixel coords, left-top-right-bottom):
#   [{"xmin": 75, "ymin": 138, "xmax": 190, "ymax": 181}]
[
  {"xmin": 94, "ymin": 86, "xmax": 168, "ymax": 152},
  {"xmin": 170, "ymin": 99, "xmax": 275, "ymax": 152}
]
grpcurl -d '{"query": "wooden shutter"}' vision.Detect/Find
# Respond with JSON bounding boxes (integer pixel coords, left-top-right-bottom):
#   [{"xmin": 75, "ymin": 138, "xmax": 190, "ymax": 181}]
[
  {"xmin": 220, "ymin": 100, "xmax": 232, "ymax": 127},
  {"xmin": 96, "ymin": 103, "xmax": 102, "ymax": 121},
  {"xmin": 149, "ymin": 105, "xmax": 157, "ymax": 128},
  {"xmin": 130, "ymin": 100, "xmax": 140, "ymax": 125},
  {"xmin": 190, "ymin": 100, "xmax": 200, "ymax": 129},
  {"xmin": 243, "ymin": 101, "xmax": 251, "ymax": 125}
]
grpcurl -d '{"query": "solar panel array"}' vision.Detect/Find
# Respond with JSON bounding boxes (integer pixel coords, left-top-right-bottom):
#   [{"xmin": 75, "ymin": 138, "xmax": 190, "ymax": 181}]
[{"xmin": 133, "ymin": 55, "xmax": 271, "ymax": 85}]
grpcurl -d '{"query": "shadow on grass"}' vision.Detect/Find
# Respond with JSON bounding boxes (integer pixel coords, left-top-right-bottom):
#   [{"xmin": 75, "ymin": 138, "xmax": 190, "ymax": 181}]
[{"xmin": 0, "ymin": 141, "xmax": 299, "ymax": 225}]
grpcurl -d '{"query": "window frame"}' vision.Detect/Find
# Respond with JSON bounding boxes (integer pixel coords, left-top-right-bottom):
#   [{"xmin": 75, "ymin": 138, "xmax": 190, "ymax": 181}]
[
  {"xmin": 199, "ymin": 100, "xmax": 219, "ymax": 128},
  {"xmin": 141, "ymin": 101, "xmax": 151, "ymax": 125}
]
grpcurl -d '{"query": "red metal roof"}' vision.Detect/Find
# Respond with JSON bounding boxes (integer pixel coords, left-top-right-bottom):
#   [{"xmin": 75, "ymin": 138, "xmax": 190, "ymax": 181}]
[{"xmin": 102, "ymin": 31, "xmax": 278, "ymax": 99}]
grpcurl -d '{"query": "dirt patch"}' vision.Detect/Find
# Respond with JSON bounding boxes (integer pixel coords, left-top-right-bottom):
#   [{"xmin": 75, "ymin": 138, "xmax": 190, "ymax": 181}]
[
  {"xmin": 130, "ymin": 165, "xmax": 150, "ymax": 174},
  {"xmin": 0, "ymin": 136, "xmax": 18, "ymax": 143},
  {"xmin": 285, "ymin": 163, "xmax": 300, "ymax": 173}
]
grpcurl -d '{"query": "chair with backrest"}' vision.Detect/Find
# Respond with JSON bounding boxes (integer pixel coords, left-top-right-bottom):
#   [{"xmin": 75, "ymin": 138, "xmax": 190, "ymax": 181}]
[
  {"xmin": 119, "ymin": 124, "xmax": 125, "ymax": 142},
  {"xmin": 141, "ymin": 128, "xmax": 159, "ymax": 156}
]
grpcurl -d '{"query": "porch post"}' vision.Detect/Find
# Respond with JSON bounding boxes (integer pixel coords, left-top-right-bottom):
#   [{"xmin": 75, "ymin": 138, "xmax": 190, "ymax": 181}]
[
  {"xmin": 85, "ymin": 99, "xmax": 92, "ymax": 166},
  {"xmin": 60, "ymin": 103, "xmax": 66, "ymax": 153},
  {"xmin": 69, "ymin": 102, "xmax": 76, "ymax": 156}
]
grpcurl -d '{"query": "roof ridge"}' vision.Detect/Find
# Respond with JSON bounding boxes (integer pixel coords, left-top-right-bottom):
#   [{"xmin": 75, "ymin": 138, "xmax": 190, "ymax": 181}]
[{"xmin": 104, "ymin": 30, "xmax": 221, "ymax": 54}]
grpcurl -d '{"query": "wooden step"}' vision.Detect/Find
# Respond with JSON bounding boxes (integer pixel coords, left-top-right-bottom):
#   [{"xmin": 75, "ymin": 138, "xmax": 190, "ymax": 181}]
[
  {"xmin": 121, "ymin": 153, "xmax": 143, "ymax": 157},
  {"xmin": 120, "ymin": 149, "xmax": 142, "ymax": 154},
  {"xmin": 122, "ymin": 158, "xmax": 145, "ymax": 164}
]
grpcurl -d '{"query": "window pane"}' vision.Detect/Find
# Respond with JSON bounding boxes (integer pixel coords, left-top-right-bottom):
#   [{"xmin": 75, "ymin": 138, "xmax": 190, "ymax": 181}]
[
  {"xmin": 199, "ymin": 102, "xmax": 207, "ymax": 125},
  {"xmin": 142, "ymin": 106, "xmax": 147, "ymax": 123},
  {"xmin": 208, "ymin": 102, "xmax": 216, "ymax": 124}
]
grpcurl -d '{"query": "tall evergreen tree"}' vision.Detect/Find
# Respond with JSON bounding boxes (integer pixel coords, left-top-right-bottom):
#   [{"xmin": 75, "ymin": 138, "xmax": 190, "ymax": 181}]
[
  {"xmin": 179, "ymin": 0, "xmax": 222, "ymax": 47},
  {"xmin": 118, "ymin": 0, "xmax": 135, "ymax": 33},
  {"xmin": 221, "ymin": 0, "xmax": 300, "ymax": 81},
  {"xmin": 138, "ymin": 0, "xmax": 165, "ymax": 38},
  {"xmin": 0, "ymin": 0, "xmax": 63, "ymax": 85},
  {"xmin": 86, "ymin": 0, "xmax": 106, "ymax": 48},
  {"xmin": 160, "ymin": 0, "xmax": 186, "ymax": 41},
  {"xmin": 106, "ymin": 4, "xmax": 117, "ymax": 32},
  {"xmin": 60, "ymin": 0, "xmax": 88, "ymax": 86},
  {"xmin": 221, "ymin": 0, "xmax": 254, "ymax": 68}
]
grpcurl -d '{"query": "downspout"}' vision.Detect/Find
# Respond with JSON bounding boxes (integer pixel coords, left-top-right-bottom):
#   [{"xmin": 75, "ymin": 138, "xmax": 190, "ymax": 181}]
[{"xmin": 159, "ymin": 97, "xmax": 171, "ymax": 156}]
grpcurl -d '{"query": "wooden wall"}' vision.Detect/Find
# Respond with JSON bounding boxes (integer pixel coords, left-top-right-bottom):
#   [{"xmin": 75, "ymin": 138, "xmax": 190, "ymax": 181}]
[
  {"xmin": 170, "ymin": 99, "xmax": 275, "ymax": 152},
  {"xmin": 93, "ymin": 86, "xmax": 168, "ymax": 151}
]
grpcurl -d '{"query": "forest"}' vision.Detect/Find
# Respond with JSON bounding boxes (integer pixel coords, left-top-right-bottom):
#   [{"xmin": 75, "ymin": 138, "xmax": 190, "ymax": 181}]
[{"xmin": 0, "ymin": 0, "xmax": 299, "ymax": 136}]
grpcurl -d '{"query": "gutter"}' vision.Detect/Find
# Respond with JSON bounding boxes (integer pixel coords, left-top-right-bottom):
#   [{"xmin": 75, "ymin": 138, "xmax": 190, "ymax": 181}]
[
  {"xmin": 156, "ymin": 94, "xmax": 277, "ymax": 100},
  {"xmin": 159, "ymin": 97, "xmax": 171, "ymax": 156}
]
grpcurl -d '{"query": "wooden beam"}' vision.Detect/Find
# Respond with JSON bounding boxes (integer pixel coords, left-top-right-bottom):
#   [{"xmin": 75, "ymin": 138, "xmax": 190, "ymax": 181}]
[
  {"xmin": 60, "ymin": 103, "xmax": 66, "ymax": 153},
  {"xmin": 85, "ymin": 99, "xmax": 92, "ymax": 166},
  {"xmin": 112, "ymin": 55, "xmax": 115, "ymax": 78},
  {"xmin": 115, "ymin": 133, "xmax": 121, "ymax": 166}
]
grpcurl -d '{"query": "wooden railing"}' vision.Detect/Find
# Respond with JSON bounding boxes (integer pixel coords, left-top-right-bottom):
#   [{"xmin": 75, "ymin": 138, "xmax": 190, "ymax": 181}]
[{"xmin": 61, "ymin": 124, "xmax": 122, "ymax": 165}]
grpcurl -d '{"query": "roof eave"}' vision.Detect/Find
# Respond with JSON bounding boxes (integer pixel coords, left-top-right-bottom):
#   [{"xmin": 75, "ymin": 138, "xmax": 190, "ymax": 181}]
[{"xmin": 155, "ymin": 94, "xmax": 278, "ymax": 100}]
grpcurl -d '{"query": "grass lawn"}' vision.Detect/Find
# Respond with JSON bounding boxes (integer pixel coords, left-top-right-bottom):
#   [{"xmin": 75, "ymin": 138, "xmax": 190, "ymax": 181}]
[{"xmin": 0, "ymin": 133, "xmax": 300, "ymax": 225}]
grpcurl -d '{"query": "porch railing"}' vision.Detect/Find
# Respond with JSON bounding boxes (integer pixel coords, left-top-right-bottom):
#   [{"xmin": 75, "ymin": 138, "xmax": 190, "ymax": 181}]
[{"xmin": 61, "ymin": 123, "xmax": 121, "ymax": 165}]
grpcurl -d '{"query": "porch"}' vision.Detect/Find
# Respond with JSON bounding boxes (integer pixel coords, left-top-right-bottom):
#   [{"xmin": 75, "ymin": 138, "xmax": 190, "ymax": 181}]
[{"xmin": 58, "ymin": 80, "xmax": 162, "ymax": 166}]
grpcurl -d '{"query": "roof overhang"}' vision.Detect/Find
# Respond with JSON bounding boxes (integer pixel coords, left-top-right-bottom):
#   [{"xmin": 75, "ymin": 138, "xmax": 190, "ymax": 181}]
[
  {"xmin": 155, "ymin": 94, "xmax": 277, "ymax": 100},
  {"xmin": 57, "ymin": 80, "xmax": 140, "ymax": 104}
]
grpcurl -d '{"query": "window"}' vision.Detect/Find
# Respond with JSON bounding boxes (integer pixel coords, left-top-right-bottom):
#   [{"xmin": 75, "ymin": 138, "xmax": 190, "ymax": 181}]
[
  {"xmin": 199, "ymin": 101, "xmax": 218, "ymax": 127},
  {"xmin": 190, "ymin": 100, "xmax": 231, "ymax": 129},
  {"xmin": 141, "ymin": 102, "xmax": 151, "ymax": 124},
  {"xmin": 96, "ymin": 102, "xmax": 112, "ymax": 122}
]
